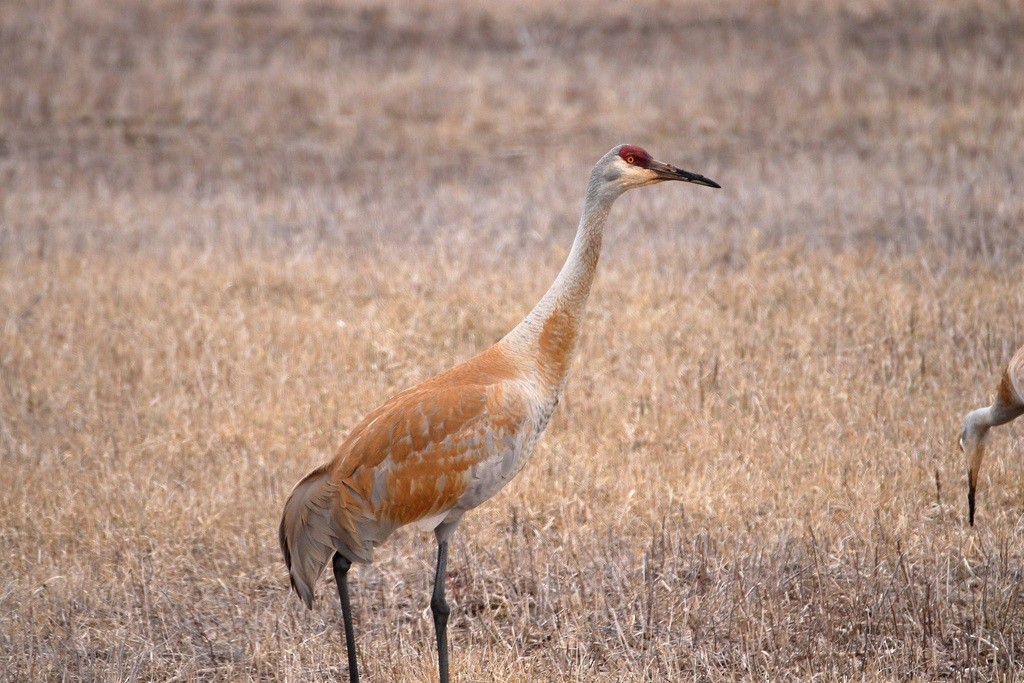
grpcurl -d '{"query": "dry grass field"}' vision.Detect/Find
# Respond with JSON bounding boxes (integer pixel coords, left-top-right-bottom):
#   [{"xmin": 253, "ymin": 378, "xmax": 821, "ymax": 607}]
[{"xmin": 3, "ymin": 0, "xmax": 1024, "ymax": 680}]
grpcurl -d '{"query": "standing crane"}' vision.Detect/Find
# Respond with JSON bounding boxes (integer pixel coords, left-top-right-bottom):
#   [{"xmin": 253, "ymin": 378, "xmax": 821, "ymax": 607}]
[
  {"xmin": 279, "ymin": 144, "xmax": 719, "ymax": 682},
  {"xmin": 960, "ymin": 343, "xmax": 1024, "ymax": 525}
]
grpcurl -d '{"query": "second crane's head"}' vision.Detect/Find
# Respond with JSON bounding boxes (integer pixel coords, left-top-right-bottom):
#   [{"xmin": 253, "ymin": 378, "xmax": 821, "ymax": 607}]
[
  {"xmin": 591, "ymin": 144, "xmax": 720, "ymax": 198},
  {"xmin": 959, "ymin": 410, "xmax": 990, "ymax": 527}
]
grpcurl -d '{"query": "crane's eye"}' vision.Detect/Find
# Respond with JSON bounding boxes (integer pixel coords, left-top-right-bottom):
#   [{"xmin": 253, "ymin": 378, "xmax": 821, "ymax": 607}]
[{"xmin": 625, "ymin": 155, "xmax": 635, "ymax": 164}]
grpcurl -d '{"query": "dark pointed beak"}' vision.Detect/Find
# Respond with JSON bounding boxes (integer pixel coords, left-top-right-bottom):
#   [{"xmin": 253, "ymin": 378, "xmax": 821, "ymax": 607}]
[
  {"xmin": 649, "ymin": 160, "xmax": 720, "ymax": 188},
  {"xmin": 968, "ymin": 470, "xmax": 977, "ymax": 527},
  {"xmin": 968, "ymin": 483, "xmax": 976, "ymax": 526}
]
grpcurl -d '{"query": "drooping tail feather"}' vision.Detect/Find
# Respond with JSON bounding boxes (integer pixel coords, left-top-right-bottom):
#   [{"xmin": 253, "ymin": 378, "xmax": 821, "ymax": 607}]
[{"xmin": 279, "ymin": 465, "xmax": 347, "ymax": 609}]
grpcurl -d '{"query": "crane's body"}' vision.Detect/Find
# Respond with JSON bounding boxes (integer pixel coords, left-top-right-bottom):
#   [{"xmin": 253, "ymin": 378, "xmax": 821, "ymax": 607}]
[
  {"xmin": 960, "ymin": 343, "xmax": 1024, "ymax": 525},
  {"xmin": 281, "ymin": 341, "xmax": 556, "ymax": 602},
  {"xmin": 279, "ymin": 145, "xmax": 719, "ymax": 683}
]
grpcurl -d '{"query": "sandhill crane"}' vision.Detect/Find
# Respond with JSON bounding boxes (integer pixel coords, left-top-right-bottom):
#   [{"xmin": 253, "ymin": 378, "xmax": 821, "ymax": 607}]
[
  {"xmin": 279, "ymin": 144, "xmax": 719, "ymax": 682},
  {"xmin": 960, "ymin": 343, "xmax": 1024, "ymax": 525}
]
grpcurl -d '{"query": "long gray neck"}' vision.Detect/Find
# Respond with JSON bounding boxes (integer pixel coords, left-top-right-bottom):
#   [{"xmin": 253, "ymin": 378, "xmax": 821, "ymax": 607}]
[
  {"xmin": 966, "ymin": 403, "xmax": 1023, "ymax": 435},
  {"xmin": 503, "ymin": 175, "xmax": 622, "ymax": 384}
]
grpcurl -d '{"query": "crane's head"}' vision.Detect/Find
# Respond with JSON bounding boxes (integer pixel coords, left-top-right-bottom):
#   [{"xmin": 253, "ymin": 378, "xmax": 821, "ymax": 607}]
[
  {"xmin": 959, "ymin": 409, "xmax": 990, "ymax": 526},
  {"xmin": 591, "ymin": 145, "xmax": 720, "ymax": 196}
]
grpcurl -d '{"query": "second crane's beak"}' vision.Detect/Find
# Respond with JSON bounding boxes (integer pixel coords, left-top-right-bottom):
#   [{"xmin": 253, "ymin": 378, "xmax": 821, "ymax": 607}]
[
  {"xmin": 968, "ymin": 453, "xmax": 981, "ymax": 527},
  {"xmin": 968, "ymin": 474, "xmax": 977, "ymax": 527},
  {"xmin": 649, "ymin": 160, "xmax": 721, "ymax": 188}
]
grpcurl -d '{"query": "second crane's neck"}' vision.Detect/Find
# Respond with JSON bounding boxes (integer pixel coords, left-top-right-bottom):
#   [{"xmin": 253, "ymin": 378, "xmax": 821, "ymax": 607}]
[{"xmin": 503, "ymin": 183, "xmax": 620, "ymax": 391}]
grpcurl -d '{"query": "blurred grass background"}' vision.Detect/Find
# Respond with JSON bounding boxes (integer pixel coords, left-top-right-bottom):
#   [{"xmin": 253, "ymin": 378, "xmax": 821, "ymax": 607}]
[{"xmin": 2, "ymin": 1, "xmax": 1024, "ymax": 680}]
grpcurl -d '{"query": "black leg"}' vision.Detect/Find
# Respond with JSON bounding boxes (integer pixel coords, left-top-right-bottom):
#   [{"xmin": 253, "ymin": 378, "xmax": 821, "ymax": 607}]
[
  {"xmin": 431, "ymin": 541, "xmax": 451, "ymax": 683},
  {"xmin": 332, "ymin": 552, "xmax": 359, "ymax": 683}
]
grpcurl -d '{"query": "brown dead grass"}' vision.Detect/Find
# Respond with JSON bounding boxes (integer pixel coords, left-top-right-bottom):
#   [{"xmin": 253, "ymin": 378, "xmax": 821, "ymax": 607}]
[{"xmin": 2, "ymin": 1, "xmax": 1024, "ymax": 681}]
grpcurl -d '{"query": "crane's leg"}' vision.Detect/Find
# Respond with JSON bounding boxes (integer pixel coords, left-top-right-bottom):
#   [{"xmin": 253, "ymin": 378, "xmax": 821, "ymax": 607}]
[
  {"xmin": 332, "ymin": 552, "xmax": 360, "ymax": 683},
  {"xmin": 431, "ymin": 540, "xmax": 451, "ymax": 683}
]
